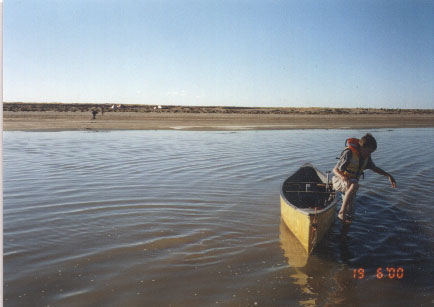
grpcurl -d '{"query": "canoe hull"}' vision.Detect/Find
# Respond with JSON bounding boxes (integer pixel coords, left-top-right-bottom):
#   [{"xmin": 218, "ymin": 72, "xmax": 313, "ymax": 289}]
[
  {"xmin": 280, "ymin": 195, "xmax": 312, "ymax": 252},
  {"xmin": 280, "ymin": 164, "xmax": 337, "ymax": 254},
  {"xmin": 280, "ymin": 194, "xmax": 336, "ymax": 255}
]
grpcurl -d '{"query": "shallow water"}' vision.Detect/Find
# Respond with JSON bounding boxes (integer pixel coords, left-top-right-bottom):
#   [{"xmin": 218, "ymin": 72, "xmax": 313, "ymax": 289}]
[{"xmin": 4, "ymin": 129, "xmax": 434, "ymax": 306}]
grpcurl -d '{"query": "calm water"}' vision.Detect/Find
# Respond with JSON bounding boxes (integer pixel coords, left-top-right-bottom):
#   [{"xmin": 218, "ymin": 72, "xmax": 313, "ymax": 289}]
[{"xmin": 4, "ymin": 129, "xmax": 434, "ymax": 306}]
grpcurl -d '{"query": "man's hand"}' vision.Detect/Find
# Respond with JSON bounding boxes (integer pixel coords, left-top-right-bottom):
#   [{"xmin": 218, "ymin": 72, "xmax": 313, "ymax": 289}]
[
  {"xmin": 372, "ymin": 166, "xmax": 397, "ymax": 188},
  {"xmin": 388, "ymin": 175, "xmax": 397, "ymax": 188}
]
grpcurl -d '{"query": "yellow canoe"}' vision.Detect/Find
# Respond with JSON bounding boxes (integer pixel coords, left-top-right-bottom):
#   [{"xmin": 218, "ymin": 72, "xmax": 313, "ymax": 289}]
[{"xmin": 280, "ymin": 164, "xmax": 337, "ymax": 255}]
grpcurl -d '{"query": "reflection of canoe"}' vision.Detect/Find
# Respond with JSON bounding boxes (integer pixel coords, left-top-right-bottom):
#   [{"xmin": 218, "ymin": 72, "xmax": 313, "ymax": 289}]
[
  {"xmin": 279, "ymin": 219, "xmax": 318, "ymax": 306},
  {"xmin": 280, "ymin": 164, "xmax": 337, "ymax": 255},
  {"xmin": 279, "ymin": 218, "xmax": 309, "ymax": 267}
]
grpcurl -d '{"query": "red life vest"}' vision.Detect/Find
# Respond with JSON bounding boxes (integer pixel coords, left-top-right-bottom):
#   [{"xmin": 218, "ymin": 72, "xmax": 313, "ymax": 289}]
[{"xmin": 342, "ymin": 138, "xmax": 368, "ymax": 179}]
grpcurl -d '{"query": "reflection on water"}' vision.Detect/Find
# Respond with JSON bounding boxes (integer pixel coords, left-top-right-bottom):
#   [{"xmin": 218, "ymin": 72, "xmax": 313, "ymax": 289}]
[
  {"xmin": 280, "ymin": 219, "xmax": 371, "ymax": 306},
  {"xmin": 279, "ymin": 219, "xmax": 309, "ymax": 268},
  {"xmin": 279, "ymin": 220, "xmax": 314, "ymax": 306},
  {"xmin": 4, "ymin": 129, "xmax": 434, "ymax": 306}
]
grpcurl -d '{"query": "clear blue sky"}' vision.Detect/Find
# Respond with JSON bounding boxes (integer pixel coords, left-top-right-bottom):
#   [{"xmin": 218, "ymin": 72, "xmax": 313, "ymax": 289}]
[{"xmin": 4, "ymin": 0, "xmax": 434, "ymax": 108}]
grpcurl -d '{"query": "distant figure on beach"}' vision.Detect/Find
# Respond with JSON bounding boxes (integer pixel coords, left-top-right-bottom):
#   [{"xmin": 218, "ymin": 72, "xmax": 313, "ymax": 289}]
[
  {"xmin": 332, "ymin": 133, "xmax": 397, "ymax": 237},
  {"xmin": 92, "ymin": 110, "xmax": 98, "ymax": 120},
  {"xmin": 101, "ymin": 106, "xmax": 104, "ymax": 116}
]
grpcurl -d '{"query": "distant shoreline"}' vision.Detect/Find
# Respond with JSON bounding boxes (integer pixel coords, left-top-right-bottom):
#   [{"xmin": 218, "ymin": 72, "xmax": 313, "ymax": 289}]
[
  {"xmin": 4, "ymin": 102, "xmax": 434, "ymax": 114},
  {"xmin": 3, "ymin": 103, "xmax": 434, "ymax": 131}
]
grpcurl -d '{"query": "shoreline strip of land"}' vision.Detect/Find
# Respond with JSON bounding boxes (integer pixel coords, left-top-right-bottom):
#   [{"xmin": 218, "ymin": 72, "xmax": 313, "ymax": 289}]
[{"xmin": 3, "ymin": 103, "xmax": 434, "ymax": 131}]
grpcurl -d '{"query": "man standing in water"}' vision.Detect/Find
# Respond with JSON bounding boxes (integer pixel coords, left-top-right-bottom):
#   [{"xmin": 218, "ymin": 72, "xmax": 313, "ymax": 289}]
[{"xmin": 333, "ymin": 133, "xmax": 397, "ymax": 235}]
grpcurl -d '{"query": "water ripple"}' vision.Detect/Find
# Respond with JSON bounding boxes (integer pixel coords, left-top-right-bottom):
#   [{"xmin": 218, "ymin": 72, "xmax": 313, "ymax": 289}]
[{"xmin": 3, "ymin": 129, "xmax": 434, "ymax": 306}]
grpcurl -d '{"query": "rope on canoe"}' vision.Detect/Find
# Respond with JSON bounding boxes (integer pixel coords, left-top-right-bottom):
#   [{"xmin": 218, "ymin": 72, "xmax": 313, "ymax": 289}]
[{"xmin": 310, "ymin": 207, "xmax": 319, "ymax": 254}]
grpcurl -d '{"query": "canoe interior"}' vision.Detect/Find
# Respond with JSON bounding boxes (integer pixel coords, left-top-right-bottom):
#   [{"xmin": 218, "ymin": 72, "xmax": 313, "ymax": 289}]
[{"xmin": 282, "ymin": 165, "xmax": 336, "ymax": 210}]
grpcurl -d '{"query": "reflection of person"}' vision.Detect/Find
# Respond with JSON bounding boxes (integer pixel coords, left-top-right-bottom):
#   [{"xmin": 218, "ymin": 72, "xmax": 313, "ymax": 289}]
[{"xmin": 333, "ymin": 134, "xmax": 397, "ymax": 233}]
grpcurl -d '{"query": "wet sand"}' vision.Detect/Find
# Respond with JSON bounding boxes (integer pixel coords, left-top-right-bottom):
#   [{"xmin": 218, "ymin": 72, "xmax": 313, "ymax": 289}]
[{"xmin": 3, "ymin": 110, "xmax": 434, "ymax": 131}]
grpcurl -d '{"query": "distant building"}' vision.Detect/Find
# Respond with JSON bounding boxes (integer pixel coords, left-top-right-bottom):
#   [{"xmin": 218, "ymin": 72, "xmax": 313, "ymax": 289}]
[{"xmin": 111, "ymin": 104, "xmax": 123, "ymax": 111}]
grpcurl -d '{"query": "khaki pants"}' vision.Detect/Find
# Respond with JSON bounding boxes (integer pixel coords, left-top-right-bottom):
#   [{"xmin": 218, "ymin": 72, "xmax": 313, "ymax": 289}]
[{"xmin": 332, "ymin": 176, "xmax": 358, "ymax": 221}]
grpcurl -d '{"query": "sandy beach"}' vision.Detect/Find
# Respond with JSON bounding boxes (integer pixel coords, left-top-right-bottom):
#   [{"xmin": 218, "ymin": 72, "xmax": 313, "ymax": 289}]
[{"xmin": 3, "ymin": 103, "xmax": 434, "ymax": 131}]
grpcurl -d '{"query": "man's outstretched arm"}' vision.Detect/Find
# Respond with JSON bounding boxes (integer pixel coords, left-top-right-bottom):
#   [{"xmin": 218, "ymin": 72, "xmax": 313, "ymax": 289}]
[{"xmin": 371, "ymin": 166, "xmax": 397, "ymax": 188}]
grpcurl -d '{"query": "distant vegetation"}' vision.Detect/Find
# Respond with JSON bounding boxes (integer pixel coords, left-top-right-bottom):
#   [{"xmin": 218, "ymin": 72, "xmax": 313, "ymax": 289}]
[{"xmin": 3, "ymin": 102, "xmax": 433, "ymax": 115}]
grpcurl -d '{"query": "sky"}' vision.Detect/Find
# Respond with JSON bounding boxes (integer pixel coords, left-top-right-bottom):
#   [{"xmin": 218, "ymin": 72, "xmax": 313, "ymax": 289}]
[{"xmin": 4, "ymin": 0, "xmax": 434, "ymax": 109}]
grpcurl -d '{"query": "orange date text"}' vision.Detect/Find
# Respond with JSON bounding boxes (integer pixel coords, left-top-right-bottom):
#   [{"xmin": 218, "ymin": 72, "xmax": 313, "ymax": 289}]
[{"xmin": 352, "ymin": 267, "xmax": 404, "ymax": 279}]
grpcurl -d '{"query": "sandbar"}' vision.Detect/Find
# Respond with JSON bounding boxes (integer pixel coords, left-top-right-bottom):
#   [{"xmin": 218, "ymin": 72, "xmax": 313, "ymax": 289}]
[{"xmin": 4, "ymin": 110, "xmax": 434, "ymax": 131}]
